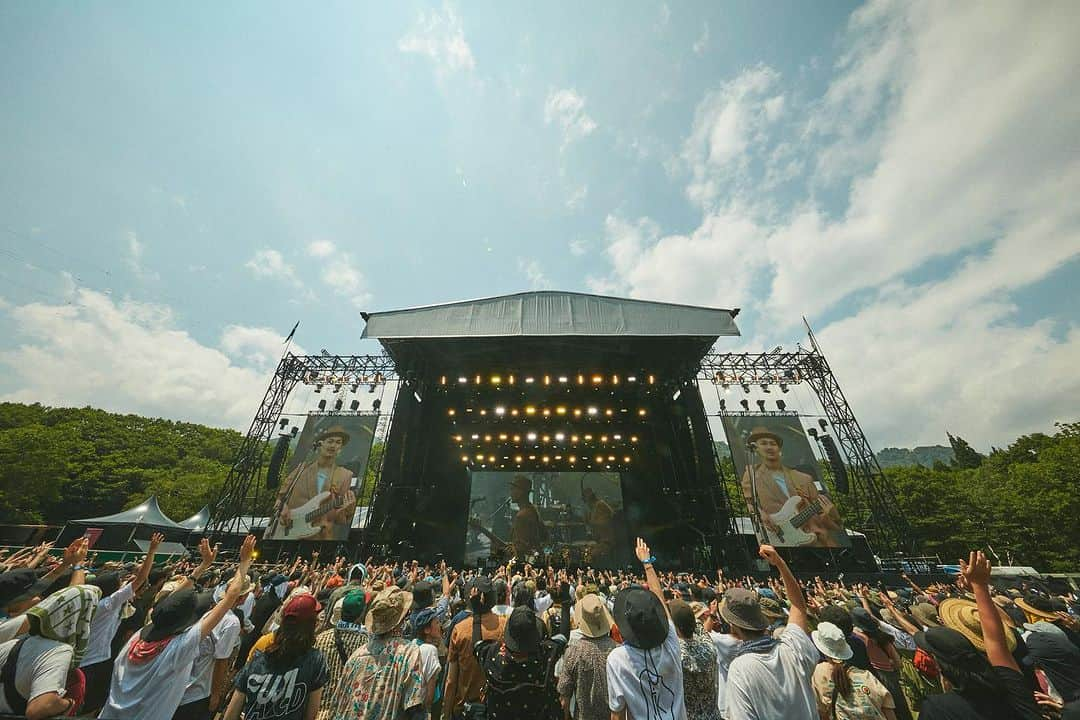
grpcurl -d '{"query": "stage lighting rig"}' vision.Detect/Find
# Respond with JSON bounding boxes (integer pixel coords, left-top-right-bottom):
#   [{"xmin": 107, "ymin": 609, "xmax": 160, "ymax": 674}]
[{"xmin": 756, "ymin": 399, "xmax": 767, "ymax": 412}]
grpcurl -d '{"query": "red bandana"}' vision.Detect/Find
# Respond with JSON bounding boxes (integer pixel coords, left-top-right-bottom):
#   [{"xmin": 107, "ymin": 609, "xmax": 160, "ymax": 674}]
[{"xmin": 127, "ymin": 636, "xmax": 173, "ymax": 664}]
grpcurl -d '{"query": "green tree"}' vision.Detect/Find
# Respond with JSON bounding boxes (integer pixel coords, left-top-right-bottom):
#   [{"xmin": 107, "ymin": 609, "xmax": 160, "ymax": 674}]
[{"xmin": 948, "ymin": 432, "xmax": 984, "ymax": 469}]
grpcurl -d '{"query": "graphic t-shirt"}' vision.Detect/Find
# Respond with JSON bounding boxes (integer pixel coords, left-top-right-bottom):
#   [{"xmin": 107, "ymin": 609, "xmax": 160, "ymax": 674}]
[
  {"xmin": 606, "ymin": 619, "xmax": 688, "ymax": 720},
  {"xmin": 234, "ymin": 648, "xmax": 329, "ymax": 720},
  {"xmin": 812, "ymin": 663, "xmax": 895, "ymax": 720}
]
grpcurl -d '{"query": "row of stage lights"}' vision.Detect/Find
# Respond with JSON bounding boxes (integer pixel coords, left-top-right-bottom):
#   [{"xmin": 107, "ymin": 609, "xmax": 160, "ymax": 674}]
[
  {"xmin": 448, "ymin": 406, "xmax": 647, "ymax": 419},
  {"xmin": 720, "ymin": 398, "xmax": 789, "ymax": 413},
  {"xmin": 440, "ymin": 373, "xmax": 655, "ymax": 387},
  {"xmin": 454, "ymin": 431, "xmax": 639, "ymax": 445},
  {"xmin": 313, "ymin": 398, "xmax": 382, "ymax": 413},
  {"xmin": 711, "ymin": 370, "xmax": 799, "ymax": 393},
  {"xmin": 462, "ymin": 453, "xmax": 632, "ymax": 466},
  {"xmin": 307, "ymin": 372, "xmax": 385, "ymax": 394}
]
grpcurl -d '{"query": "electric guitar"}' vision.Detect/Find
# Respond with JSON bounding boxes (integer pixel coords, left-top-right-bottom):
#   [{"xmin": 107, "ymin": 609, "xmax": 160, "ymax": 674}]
[
  {"xmin": 764, "ymin": 495, "xmax": 825, "ymax": 546},
  {"xmin": 469, "ymin": 516, "xmax": 515, "ymax": 559},
  {"xmin": 281, "ymin": 491, "xmax": 349, "ymax": 539}
]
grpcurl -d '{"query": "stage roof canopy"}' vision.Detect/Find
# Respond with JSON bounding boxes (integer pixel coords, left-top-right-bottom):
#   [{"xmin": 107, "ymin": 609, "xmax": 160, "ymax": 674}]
[
  {"xmin": 178, "ymin": 506, "xmax": 210, "ymax": 532},
  {"xmin": 72, "ymin": 495, "xmax": 187, "ymax": 530},
  {"xmin": 362, "ymin": 291, "xmax": 739, "ymax": 372},
  {"xmin": 362, "ymin": 291, "xmax": 739, "ymax": 340}
]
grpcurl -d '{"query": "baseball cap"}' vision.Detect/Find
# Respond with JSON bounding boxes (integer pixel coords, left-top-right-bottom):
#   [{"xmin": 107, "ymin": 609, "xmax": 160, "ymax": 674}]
[
  {"xmin": 282, "ymin": 594, "xmax": 322, "ymax": 621},
  {"xmin": 0, "ymin": 569, "xmax": 52, "ymax": 609}
]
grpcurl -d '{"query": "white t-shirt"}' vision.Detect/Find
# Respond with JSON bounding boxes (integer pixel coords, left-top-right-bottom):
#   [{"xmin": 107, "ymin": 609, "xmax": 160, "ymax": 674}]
[
  {"xmin": 418, "ymin": 642, "xmax": 441, "ymax": 685},
  {"xmin": 606, "ymin": 619, "xmax": 688, "ymax": 720},
  {"xmin": 709, "ymin": 631, "xmax": 740, "ymax": 714},
  {"xmin": 724, "ymin": 623, "xmax": 819, "ymax": 720},
  {"xmin": 81, "ymin": 581, "xmax": 135, "ymax": 666},
  {"xmin": 100, "ymin": 624, "xmax": 203, "ymax": 720},
  {"xmin": 179, "ymin": 612, "xmax": 241, "ymax": 705},
  {"xmin": 0, "ymin": 636, "xmax": 73, "ymax": 712}
]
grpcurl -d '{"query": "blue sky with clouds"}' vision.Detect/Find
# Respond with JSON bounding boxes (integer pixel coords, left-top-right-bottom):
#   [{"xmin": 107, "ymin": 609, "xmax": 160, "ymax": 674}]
[{"xmin": 1, "ymin": 1, "xmax": 1077, "ymax": 448}]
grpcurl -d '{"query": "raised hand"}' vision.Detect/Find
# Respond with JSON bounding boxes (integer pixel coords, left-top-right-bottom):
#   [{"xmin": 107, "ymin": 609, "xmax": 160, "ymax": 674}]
[
  {"xmin": 62, "ymin": 538, "xmax": 88, "ymax": 567},
  {"xmin": 198, "ymin": 538, "xmax": 219, "ymax": 568},
  {"xmin": 149, "ymin": 532, "xmax": 165, "ymax": 552},
  {"xmin": 758, "ymin": 544, "xmax": 782, "ymax": 567},
  {"xmin": 635, "ymin": 537, "xmax": 652, "ymax": 563},
  {"xmin": 960, "ymin": 550, "xmax": 992, "ymax": 587}
]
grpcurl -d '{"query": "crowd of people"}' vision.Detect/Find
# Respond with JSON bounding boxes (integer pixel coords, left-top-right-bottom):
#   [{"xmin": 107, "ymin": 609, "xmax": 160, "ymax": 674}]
[{"xmin": 0, "ymin": 534, "xmax": 1078, "ymax": 719}]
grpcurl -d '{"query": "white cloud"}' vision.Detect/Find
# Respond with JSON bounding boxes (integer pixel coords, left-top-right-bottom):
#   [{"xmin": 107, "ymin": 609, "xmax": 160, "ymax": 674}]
[
  {"xmin": 0, "ymin": 290, "xmax": 272, "ymax": 429},
  {"xmin": 245, "ymin": 249, "xmax": 300, "ymax": 285},
  {"xmin": 126, "ymin": 231, "xmax": 159, "ymax": 281},
  {"xmin": 692, "ymin": 22, "xmax": 709, "ymax": 56},
  {"xmin": 659, "ymin": 3, "xmax": 671, "ymax": 27},
  {"xmin": 518, "ymin": 259, "xmax": 552, "ymax": 290},
  {"xmin": 566, "ymin": 185, "xmax": 588, "ymax": 211},
  {"xmin": 399, "ymin": 3, "xmax": 475, "ymax": 77},
  {"xmin": 304, "ymin": 242, "xmax": 372, "ymax": 309},
  {"xmin": 220, "ymin": 324, "xmax": 305, "ymax": 371},
  {"xmin": 681, "ymin": 64, "xmax": 785, "ymax": 206},
  {"xmin": 307, "ymin": 240, "xmax": 336, "ymax": 258},
  {"xmin": 545, "ymin": 89, "xmax": 598, "ymax": 150},
  {"xmin": 595, "ymin": 1, "xmax": 1080, "ymax": 446},
  {"xmin": 568, "ymin": 238, "xmax": 588, "ymax": 257}
]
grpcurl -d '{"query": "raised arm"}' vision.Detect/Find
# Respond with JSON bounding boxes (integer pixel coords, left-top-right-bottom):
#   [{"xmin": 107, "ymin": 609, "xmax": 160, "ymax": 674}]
[
  {"xmin": 635, "ymin": 538, "xmax": 668, "ymax": 617},
  {"xmin": 199, "ymin": 535, "xmax": 256, "ymax": 638},
  {"xmin": 175, "ymin": 538, "xmax": 219, "ymax": 593},
  {"xmin": 132, "ymin": 533, "xmax": 164, "ymax": 592},
  {"xmin": 759, "ymin": 545, "xmax": 808, "ymax": 631},
  {"xmin": 963, "ymin": 550, "xmax": 1017, "ymax": 671}
]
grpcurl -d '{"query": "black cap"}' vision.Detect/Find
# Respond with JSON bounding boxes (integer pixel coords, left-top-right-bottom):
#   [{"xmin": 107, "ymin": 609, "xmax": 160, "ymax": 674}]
[
  {"xmin": 471, "ymin": 575, "xmax": 494, "ymax": 595},
  {"xmin": 0, "ymin": 569, "xmax": 51, "ymax": 609},
  {"xmin": 614, "ymin": 586, "xmax": 668, "ymax": 651},
  {"xmin": 90, "ymin": 571, "xmax": 121, "ymax": 598},
  {"xmin": 851, "ymin": 607, "xmax": 879, "ymax": 634},
  {"xmin": 411, "ymin": 581, "xmax": 434, "ymax": 610},
  {"xmin": 914, "ymin": 627, "xmax": 990, "ymax": 673},
  {"xmin": 504, "ymin": 606, "xmax": 542, "ymax": 655},
  {"xmin": 142, "ymin": 588, "xmax": 199, "ymax": 642}
]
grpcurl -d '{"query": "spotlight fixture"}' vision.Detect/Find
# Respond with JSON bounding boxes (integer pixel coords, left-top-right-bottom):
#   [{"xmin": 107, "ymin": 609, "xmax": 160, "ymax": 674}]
[
  {"xmin": 334, "ymin": 399, "xmax": 343, "ymax": 411},
  {"xmin": 760, "ymin": 384, "xmax": 771, "ymax": 393},
  {"xmin": 756, "ymin": 399, "xmax": 766, "ymax": 412},
  {"xmin": 719, "ymin": 399, "xmax": 726, "ymax": 411},
  {"xmin": 368, "ymin": 384, "xmax": 377, "ymax": 393},
  {"xmin": 779, "ymin": 383, "xmax": 789, "ymax": 393},
  {"xmin": 776, "ymin": 399, "xmax": 786, "ymax": 412},
  {"xmin": 372, "ymin": 399, "xmax": 382, "ymax": 412},
  {"xmin": 318, "ymin": 399, "xmax": 327, "ymax": 411},
  {"xmin": 740, "ymin": 383, "xmax": 751, "ymax": 393},
  {"xmin": 278, "ymin": 418, "xmax": 289, "ymax": 429},
  {"xmin": 807, "ymin": 428, "xmax": 818, "ymax": 439},
  {"xmin": 333, "ymin": 384, "xmax": 343, "ymax": 393},
  {"xmin": 350, "ymin": 383, "xmax": 359, "ymax": 393},
  {"xmin": 314, "ymin": 384, "xmax": 323, "ymax": 393},
  {"xmin": 740, "ymin": 399, "xmax": 749, "ymax": 411},
  {"xmin": 290, "ymin": 426, "xmax": 299, "ymax": 437},
  {"xmin": 818, "ymin": 418, "xmax": 828, "ymax": 431}
]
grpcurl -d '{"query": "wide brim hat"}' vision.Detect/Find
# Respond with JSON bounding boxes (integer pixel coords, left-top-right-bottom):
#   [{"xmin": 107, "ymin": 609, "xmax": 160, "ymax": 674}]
[
  {"xmin": 911, "ymin": 602, "xmax": 940, "ymax": 628},
  {"xmin": 142, "ymin": 588, "xmax": 201, "ymax": 642},
  {"xmin": 937, "ymin": 598, "xmax": 1016, "ymax": 653},
  {"xmin": 812, "ymin": 622, "xmax": 854, "ymax": 661},
  {"xmin": 613, "ymin": 586, "xmax": 668, "ymax": 650},
  {"xmin": 504, "ymin": 606, "xmax": 544, "ymax": 655},
  {"xmin": 366, "ymin": 586, "xmax": 413, "ymax": 635},
  {"xmin": 316, "ymin": 425, "xmax": 351, "ymax": 445},
  {"xmin": 1015, "ymin": 596, "xmax": 1058, "ymax": 622},
  {"xmin": 915, "ymin": 626, "xmax": 990, "ymax": 674},
  {"xmin": 851, "ymin": 607, "xmax": 880, "ymax": 634},
  {"xmin": 759, "ymin": 597, "xmax": 786, "ymax": 620},
  {"xmin": 719, "ymin": 588, "xmax": 768, "ymax": 632},
  {"xmin": 748, "ymin": 427, "xmax": 783, "ymax": 447}
]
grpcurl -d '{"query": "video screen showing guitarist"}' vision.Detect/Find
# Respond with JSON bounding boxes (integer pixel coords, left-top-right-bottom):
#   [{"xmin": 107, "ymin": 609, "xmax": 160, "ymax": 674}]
[
  {"xmin": 469, "ymin": 474, "xmax": 548, "ymax": 561},
  {"xmin": 269, "ymin": 425, "xmax": 357, "ymax": 541},
  {"xmin": 738, "ymin": 425, "xmax": 844, "ymax": 548}
]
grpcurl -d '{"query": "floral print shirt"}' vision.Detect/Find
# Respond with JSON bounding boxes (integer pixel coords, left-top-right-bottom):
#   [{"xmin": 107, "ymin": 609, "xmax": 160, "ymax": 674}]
[
  {"xmin": 679, "ymin": 635, "xmax": 722, "ymax": 720},
  {"xmin": 327, "ymin": 631, "xmax": 425, "ymax": 720}
]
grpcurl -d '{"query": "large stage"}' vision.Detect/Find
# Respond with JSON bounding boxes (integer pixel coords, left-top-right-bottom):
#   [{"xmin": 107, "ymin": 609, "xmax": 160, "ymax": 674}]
[{"xmin": 207, "ymin": 291, "xmax": 912, "ymax": 574}]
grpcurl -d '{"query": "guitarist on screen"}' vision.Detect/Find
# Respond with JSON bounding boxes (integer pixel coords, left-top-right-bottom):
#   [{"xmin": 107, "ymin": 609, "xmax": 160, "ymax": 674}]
[
  {"xmin": 739, "ymin": 426, "xmax": 842, "ymax": 547},
  {"xmin": 272, "ymin": 425, "xmax": 357, "ymax": 541},
  {"xmin": 470, "ymin": 474, "xmax": 547, "ymax": 560}
]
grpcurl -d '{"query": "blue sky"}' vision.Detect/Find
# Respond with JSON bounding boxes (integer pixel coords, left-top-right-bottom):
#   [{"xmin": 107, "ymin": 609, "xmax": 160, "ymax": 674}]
[{"xmin": 1, "ymin": 1, "xmax": 1077, "ymax": 448}]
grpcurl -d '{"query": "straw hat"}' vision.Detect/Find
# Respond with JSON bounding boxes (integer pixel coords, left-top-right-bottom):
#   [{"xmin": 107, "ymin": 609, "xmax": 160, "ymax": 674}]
[
  {"xmin": 366, "ymin": 586, "xmax": 413, "ymax": 635},
  {"xmin": 1015, "ymin": 593, "xmax": 1058, "ymax": 623},
  {"xmin": 937, "ymin": 598, "xmax": 1016, "ymax": 653}
]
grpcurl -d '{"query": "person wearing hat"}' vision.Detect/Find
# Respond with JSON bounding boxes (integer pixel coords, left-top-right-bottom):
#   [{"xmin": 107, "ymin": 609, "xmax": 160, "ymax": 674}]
[
  {"xmin": 410, "ymin": 606, "xmax": 445, "ymax": 717},
  {"xmin": 915, "ymin": 551, "xmax": 1041, "ymax": 720},
  {"xmin": 472, "ymin": 597, "xmax": 566, "ymax": 720},
  {"xmin": 328, "ymin": 586, "xmax": 427, "ymax": 720},
  {"xmin": 100, "ymin": 535, "xmax": 257, "ymax": 720},
  {"xmin": 738, "ymin": 425, "xmax": 842, "ymax": 548},
  {"xmin": 270, "ymin": 424, "xmax": 358, "ymax": 541},
  {"xmin": 721, "ymin": 545, "xmax": 819, "ymax": 720},
  {"xmin": 80, "ymin": 532, "xmax": 166, "ymax": 714},
  {"xmin": 810, "ymin": 621, "xmax": 897, "ymax": 719},
  {"xmin": 442, "ymin": 576, "xmax": 506, "ymax": 720},
  {"xmin": 607, "ymin": 537, "xmax": 687, "ymax": 720},
  {"xmin": 558, "ymin": 593, "xmax": 616, "ymax": 720},
  {"xmin": 508, "ymin": 474, "xmax": 546, "ymax": 559},
  {"xmin": 313, "ymin": 588, "xmax": 368, "ymax": 720}
]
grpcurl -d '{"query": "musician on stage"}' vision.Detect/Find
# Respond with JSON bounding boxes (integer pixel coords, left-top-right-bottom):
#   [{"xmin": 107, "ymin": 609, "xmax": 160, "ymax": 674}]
[
  {"xmin": 508, "ymin": 475, "xmax": 546, "ymax": 558},
  {"xmin": 582, "ymin": 487, "xmax": 615, "ymax": 561},
  {"xmin": 271, "ymin": 425, "xmax": 357, "ymax": 541},
  {"xmin": 739, "ymin": 426, "xmax": 841, "ymax": 547}
]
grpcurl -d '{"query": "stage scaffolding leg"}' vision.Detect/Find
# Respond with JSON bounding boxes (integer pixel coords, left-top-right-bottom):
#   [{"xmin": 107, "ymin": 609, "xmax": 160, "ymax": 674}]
[{"xmin": 206, "ymin": 356, "xmax": 300, "ymax": 540}]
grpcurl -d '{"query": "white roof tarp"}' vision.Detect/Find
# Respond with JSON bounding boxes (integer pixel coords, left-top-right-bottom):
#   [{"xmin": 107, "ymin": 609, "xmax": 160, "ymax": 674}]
[{"xmin": 362, "ymin": 291, "xmax": 739, "ymax": 340}]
